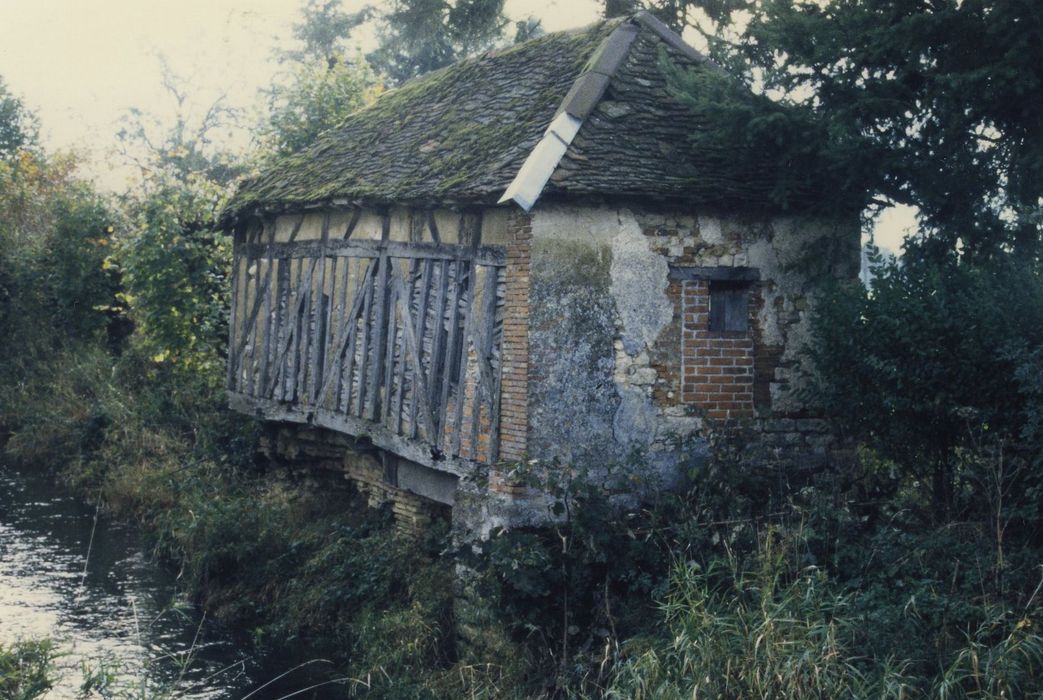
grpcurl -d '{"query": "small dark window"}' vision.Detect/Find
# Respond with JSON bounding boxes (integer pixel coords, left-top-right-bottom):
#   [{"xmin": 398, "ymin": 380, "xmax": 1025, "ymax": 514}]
[{"xmin": 709, "ymin": 281, "xmax": 750, "ymax": 333}]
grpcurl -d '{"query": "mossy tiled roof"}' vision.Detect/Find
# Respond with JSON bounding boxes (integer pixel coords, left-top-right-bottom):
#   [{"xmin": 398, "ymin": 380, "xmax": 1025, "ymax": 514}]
[
  {"xmin": 224, "ymin": 13, "xmax": 827, "ymax": 223},
  {"xmin": 225, "ymin": 19, "xmax": 622, "ymax": 220}
]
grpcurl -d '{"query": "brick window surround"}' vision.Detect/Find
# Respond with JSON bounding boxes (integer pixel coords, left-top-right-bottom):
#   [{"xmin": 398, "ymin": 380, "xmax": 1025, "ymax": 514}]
[{"xmin": 675, "ymin": 267, "xmax": 757, "ymax": 421}]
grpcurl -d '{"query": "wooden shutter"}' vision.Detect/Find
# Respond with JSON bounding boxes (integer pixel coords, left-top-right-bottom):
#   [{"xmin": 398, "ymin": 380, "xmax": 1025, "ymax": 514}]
[{"xmin": 709, "ymin": 281, "xmax": 749, "ymax": 333}]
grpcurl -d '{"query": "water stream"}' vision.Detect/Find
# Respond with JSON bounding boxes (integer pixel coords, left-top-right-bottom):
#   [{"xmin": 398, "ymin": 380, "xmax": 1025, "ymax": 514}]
[{"xmin": 0, "ymin": 463, "xmax": 339, "ymax": 699}]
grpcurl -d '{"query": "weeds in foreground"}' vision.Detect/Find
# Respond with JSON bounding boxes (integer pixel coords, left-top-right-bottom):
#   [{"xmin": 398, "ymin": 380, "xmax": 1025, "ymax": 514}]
[
  {"xmin": 602, "ymin": 527, "xmax": 1043, "ymax": 700},
  {"xmin": 0, "ymin": 640, "xmax": 57, "ymax": 700}
]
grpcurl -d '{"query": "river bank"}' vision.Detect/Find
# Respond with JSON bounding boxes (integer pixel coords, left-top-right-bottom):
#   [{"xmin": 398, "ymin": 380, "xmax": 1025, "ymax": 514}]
[{"xmin": 0, "ymin": 461, "xmax": 351, "ymax": 699}]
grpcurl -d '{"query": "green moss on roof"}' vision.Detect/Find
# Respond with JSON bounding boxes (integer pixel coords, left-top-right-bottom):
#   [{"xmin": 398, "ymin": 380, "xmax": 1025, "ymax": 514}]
[
  {"xmin": 223, "ymin": 13, "xmax": 845, "ymax": 224},
  {"xmin": 224, "ymin": 19, "xmax": 622, "ymax": 221}
]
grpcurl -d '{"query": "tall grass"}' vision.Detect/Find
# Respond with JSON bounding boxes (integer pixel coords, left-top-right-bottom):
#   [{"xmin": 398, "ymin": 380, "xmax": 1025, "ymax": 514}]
[
  {"xmin": 604, "ymin": 526, "xmax": 1043, "ymax": 700},
  {"xmin": 605, "ymin": 530, "xmax": 910, "ymax": 699}
]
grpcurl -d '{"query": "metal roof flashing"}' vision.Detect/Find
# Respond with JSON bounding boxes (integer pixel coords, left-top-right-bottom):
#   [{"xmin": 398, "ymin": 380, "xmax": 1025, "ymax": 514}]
[
  {"xmin": 498, "ymin": 13, "xmax": 722, "ymax": 212},
  {"xmin": 498, "ymin": 111, "xmax": 583, "ymax": 211},
  {"xmin": 498, "ymin": 20, "xmax": 640, "ymax": 211}
]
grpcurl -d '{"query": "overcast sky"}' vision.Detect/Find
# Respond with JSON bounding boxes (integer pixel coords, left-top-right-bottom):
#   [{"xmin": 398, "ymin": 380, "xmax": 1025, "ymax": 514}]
[{"xmin": 0, "ymin": 0, "xmax": 914, "ymax": 248}]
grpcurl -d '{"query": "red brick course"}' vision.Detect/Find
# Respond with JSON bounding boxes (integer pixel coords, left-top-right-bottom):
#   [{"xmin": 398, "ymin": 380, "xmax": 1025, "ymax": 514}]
[{"xmin": 681, "ymin": 279, "xmax": 755, "ymax": 420}]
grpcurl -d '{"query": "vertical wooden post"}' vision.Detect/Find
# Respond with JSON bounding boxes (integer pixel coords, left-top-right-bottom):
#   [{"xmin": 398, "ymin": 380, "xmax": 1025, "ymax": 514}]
[
  {"xmin": 365, "ymin": 210, "xmax": 392, "ymax": 421},
  {"xmin": 449, "ymin": 212, "xmax": 482, "ymax": 457},
  {"xmin": 306, "ymin": 213, "xmax": 331, "ymax": 403},
  {"xmin": 226, "ymin": 222, "xmax": 244, "ymax": 392},
  {"xmin": 408, "ymin": 258, "xmax": 434, "ymax": 439},
  {"xmin": 487, "ymin": 267, "xmax": 507, "ymax": 464}
]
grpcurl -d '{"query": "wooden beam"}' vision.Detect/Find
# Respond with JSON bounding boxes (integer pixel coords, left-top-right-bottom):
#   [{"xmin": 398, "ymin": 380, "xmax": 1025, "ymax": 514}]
[
  {"xmin": 284, "ymin": 257, "xmax": 306, "ymax": 400},
  {"xmin": 407, "ymin": 258, "xmax": 434, "ymax": 440},
  {"xmin": 487, "ymin": 274, "xmax": 507, "ymax": 465},
  {"xmin": 226, "ymin": 225, "xmax": 245, "ymax": 391},
  {"xmin": 342, "ymin": 208, "xmax": 362, "ymax": 240},
  {"xmin": 263, "ymin": 253, "xmax": 319, "ymax": 398},
  {"xmin": 270, "ymin": 259, "xmax": 291, "ymax": 401},
  {"xmin": 471, "ymin": 266, "xmax": 500, "ymax": 460},
  {"xmin": 242, "ymin": 222, "xmax": 268, "ymax": 396},
  {"xmin": 316, "ymin": 259, "xmax": 374, "ymax": 408},
  {"xmin": 227, "ymin": 391, "xmax": 468, "ymax": 478},
  {"xmin": 365, "ymin": 211, "xmax": 392, "ymax": 421},
  {"xmin": 305, "ymin": 213, "xmax": 331, "ymax": 403},
  {"xmin": 392, "ymin": 260, "xmax": 419, "ymax": 434},
  {"xmin": 337, "ymin": 260, "xmax": 367, "ymax": 412},
  {"xmin": 243, "ymin": 238, "xmax": 506, "ymax": 266},
  {"xmin": 381, "ymin": 279, "xmax": 399, "ymax": 426},
  {"xmin": 450, "ymin": 270, "xmax": 476, "ymax": 458},
  {"xmin": 230, "ymin": 215, "xmax": 304, "ymax": 389},
  {"xmin": 351, "ymin": 255, "xmax": 376, "ymax": 417},
  {"xmin": 258, "ymin": 251, "xmax": 279, "ymax": 393},
  {"xmin": 427, "ymin": 258, "xmax": 452, "ymax": 440},
  {"xmin": 426, "ymin": 210, "xmax": 441, "ymax": 244},
  {"xmin": 450, "ymin": 213, "xmax": 483, "ymax": 457},
  {"xmin": 389, "ymin": 258, "xmax": 436, "ymax": 440},
  {"xmin": 435, "ymin": 258, "xmax": 469, "ymax": 448},
  {"xmin": 668, "ymin": 265, "xmax": 760, "ymax": 282}
]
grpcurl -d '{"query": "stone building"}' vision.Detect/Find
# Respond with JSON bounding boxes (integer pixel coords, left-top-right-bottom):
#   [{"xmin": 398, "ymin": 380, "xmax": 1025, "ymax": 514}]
[{"xmin": 221, "ymin": 12, "xmax": 860, "ymax": 538}]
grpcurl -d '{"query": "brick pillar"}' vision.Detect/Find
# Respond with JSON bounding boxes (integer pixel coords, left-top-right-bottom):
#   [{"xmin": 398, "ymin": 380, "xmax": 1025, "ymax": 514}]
[{"xmin": 497, "ymin": 211, "xmax": 531, "ymax": 462}]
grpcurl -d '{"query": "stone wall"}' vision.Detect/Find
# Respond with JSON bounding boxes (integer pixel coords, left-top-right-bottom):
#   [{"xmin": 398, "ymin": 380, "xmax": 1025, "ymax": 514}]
[
  {"xmin": 259, "ymin": 424, "xmax": 452, "ymax": 535},
  {"xmin": 521, "ymin": 204, "xmax": 860, "ymax": 485}
]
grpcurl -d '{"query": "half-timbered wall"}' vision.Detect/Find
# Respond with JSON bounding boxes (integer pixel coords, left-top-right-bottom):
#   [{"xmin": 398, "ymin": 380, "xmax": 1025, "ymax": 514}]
[{"xmin": 227, "ymin": 207, "xmax": 510, "ymax": 467}]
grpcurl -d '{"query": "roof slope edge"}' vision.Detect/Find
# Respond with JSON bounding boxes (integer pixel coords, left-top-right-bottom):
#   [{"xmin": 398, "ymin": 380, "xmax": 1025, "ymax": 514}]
[
  {"xmin": 498, "ymin": 20, "xmax": 640, "ymax": 210},
  {"xmin": 498, "ymin": 12, "xmax": 723, "ymax": 211}
]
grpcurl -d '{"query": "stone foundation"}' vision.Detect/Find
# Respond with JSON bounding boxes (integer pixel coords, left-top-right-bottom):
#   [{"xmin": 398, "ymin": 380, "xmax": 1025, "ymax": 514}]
[{"xmin": 258, "ymin": 424, "xmax": 452, "ymax": 536}]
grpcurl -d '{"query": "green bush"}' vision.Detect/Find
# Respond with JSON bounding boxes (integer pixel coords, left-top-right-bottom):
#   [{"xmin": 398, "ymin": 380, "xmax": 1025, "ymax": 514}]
[
  {"xmin": 811, "ymin": 254, "xmax": 1043, "ymax": 524},
  {"xmin": 0, "ymin": 151, "xmax": 118, "ymax": 376},
  {"xmin": 117, "ymin": 173, "xmax": 231, "ymax": 372}
]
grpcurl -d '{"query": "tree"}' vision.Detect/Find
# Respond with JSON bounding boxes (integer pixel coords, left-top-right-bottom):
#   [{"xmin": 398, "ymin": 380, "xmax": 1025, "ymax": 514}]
[
  {"xmin": 117, "ymin": 171, "xmax": 231, "ymax": 371},
  {"xmin": 0, "ymin": 81, "xmax": 121, "ymax": 360},
  {"xmin": 673, "ymin": 0, "xmax": 1043, "ymax": 261},
  {"xmin": 264, "ymin": 55, "xmax": 379, "ymax": 158},
  {"xmin": 115, "ymin": 62, "xmax": 242, "ymax": 371},
  {"xmin": 0, "ymin": 77, "xmax": 39, "ymax": 160},
  {"xmin": 600, "ymin": 0, "xmax": 696, "ymax": 30},
  {"xmin": 116, "ymin": 59, "xmax": 243, "ymax": 187},
  {"xmin": 371, "ymin": 0, "xmax": 509, "ymax": 84},
  {"xmin": 0, "ymin": 150, "xmax": 116, "ymax": 350},
  {"xmin": 811, "ymin": 253, "xmax": 1043, "ymax": 523},
  {"xmin": 281, "ymin": 0, "xmax": 369, "ymax": 67},
  {"xmin": 260, "ymin": 0, "xmax": 381, "ymax": 158}
]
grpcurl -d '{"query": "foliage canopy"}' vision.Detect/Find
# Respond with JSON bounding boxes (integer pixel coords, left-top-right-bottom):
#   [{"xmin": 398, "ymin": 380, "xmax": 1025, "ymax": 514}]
[
  {"xmin": 674, "ymin": 0, "xmax": 1043, "ymax": 260},
  {"xmin": 0, "ymin": 77, "xmax": 39, "ymax": 160}
]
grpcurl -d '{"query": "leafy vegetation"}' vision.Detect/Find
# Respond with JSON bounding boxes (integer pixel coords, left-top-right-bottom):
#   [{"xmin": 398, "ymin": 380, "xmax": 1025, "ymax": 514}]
[
  {"xmin": 668, "ymin": 0, "xmax": 1043, "ymax": 262},
  {"xmin": 0, "ymin": 641, "xmax": 56, "ymax": 700},
  {"xmin": 0, "ymin": 78, "xmax": 38, "ymax": 160},
  {"xmin": 2, "ymin": 2, "xmax": 1043, "ymax": 699},
  {"xmin": 0, "ymin": 60, "xmax": 453, "ymax": 699},
  {"xmin": 812, "ymin": 254, "xmax": 1043, "ymax": 522},
  {"xmin": 372, "ymin": 0, "xmax": 510, "ymax": 84}
]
